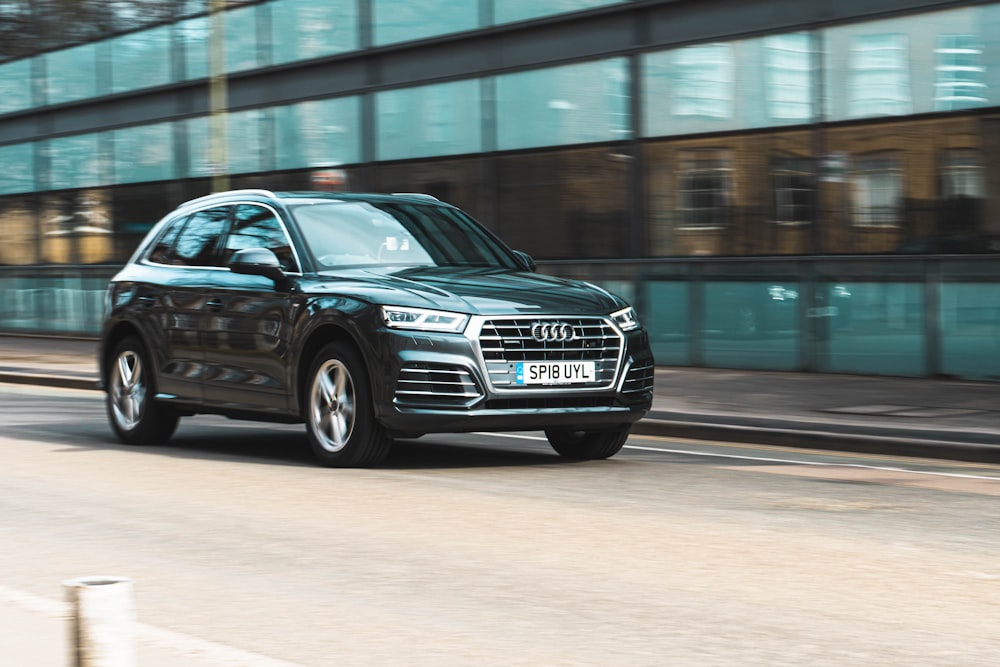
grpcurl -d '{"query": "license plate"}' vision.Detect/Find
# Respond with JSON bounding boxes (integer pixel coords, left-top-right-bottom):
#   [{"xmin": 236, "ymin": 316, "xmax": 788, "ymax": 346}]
[{"xmin": 515, "ymin": 361, "xmax": 596, "ymax": 385}]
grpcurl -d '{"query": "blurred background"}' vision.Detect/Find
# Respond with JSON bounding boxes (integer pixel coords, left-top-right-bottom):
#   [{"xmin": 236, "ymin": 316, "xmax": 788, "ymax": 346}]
[{"xmin": 1, "ymin": 0, "xmax": 999, "ymax": 380}]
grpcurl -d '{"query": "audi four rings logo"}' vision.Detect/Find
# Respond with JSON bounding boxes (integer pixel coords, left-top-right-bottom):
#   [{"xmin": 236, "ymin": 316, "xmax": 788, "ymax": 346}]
[{"xmin": 531, "ymin": 322, "xmax": 576, "ymax": 342}]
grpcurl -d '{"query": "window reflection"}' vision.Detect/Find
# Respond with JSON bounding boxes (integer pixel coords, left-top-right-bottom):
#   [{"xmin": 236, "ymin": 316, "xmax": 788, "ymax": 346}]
[
  {"xmin": 673, "ymin": 44, "xmax": 733, "ymax": 119},
  {"xmin": 764, "ymin": 34, "xmax": 813, "ymax": 121},
  {"xmin": 677, "ymin": 150, "xmax": 733, "ymax": 229},
  {"xmin": 223, "ymin": 205, "xmax": 297, "ymax": 272},
  {"xmin": 935, "ymin": 35, "xmax": 987, "ymax": 111},
  {"xmin": 771, "ymin": 157, "xmax": 814, "ymax": 225},
  {"xmin": 849, "ymin": 34, "xmax": 911, "ymax": 118},
  {"xmin": 852, "ymin": 154, "xmax": 902, "ymax": 227}
]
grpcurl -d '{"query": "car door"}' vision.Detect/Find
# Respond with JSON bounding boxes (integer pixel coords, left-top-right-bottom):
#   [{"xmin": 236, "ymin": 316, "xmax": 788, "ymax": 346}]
[
  {"xmin": 135, "ymin": 207, "xmax": 229, "ymax": 403},
  {"xmin": 199, "ymin": 202, "xmax": 300, "ymax": 413}
]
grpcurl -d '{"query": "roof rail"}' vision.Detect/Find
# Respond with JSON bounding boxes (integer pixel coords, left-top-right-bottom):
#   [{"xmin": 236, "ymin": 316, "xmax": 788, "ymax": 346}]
[
  {"xmin": 180, "ymin": 189, "xmax": 277, "ymax": 208},
  {"xmin": 390, "ymin": 192, "xmax": 440, "ymax": 201}
]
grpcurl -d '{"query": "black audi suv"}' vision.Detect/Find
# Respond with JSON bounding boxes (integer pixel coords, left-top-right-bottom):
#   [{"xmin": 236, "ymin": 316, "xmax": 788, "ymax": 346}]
[{"xmin": 99, "ymin": 190, "xmax": 654, "ymax": 467}]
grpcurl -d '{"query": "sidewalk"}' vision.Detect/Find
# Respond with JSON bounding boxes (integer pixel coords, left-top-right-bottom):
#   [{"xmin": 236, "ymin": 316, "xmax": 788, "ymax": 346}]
[{"xmin": 1, "ymin": 333, "xmax": 998, "ymax": 463}]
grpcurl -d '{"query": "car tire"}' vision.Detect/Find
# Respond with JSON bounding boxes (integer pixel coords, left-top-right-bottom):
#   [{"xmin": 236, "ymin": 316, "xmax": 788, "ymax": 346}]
[
  {"xmin": 106, "ymin": 336, "xmax": 179, "ymax": 445},
  {"xmin": 544, "ymin": 425, "xmax": 630, "ymax": 460},
  {"xmin": 305, "ymin": 342, "xmax": 392, "ymax": 468}
]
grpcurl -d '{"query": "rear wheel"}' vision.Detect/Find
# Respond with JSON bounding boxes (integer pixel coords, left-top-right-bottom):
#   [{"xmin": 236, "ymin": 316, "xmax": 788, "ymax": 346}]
[
  {"xmin": 304, "ymin": 342, "xmax": 392, "ymax": 468},
  {"xmin": 106, "ymin": 336, "xmax": 179, "ymax": 445},
  {"xmin": 545, "ymin": 425, "xmax": 630, "ymax": 460}
]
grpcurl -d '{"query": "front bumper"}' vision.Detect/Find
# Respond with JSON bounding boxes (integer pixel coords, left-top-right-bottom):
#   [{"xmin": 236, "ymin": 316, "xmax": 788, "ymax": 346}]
[{"xmin": 368, "ymin": 316, "xmax": 654, "ymax": 435}]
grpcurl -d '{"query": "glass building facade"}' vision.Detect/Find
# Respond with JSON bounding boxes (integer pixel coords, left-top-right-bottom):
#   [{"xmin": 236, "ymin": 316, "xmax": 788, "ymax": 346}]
[{"xmin": 1, "ymin": 0, "xmax": 999, "ymax": 379}]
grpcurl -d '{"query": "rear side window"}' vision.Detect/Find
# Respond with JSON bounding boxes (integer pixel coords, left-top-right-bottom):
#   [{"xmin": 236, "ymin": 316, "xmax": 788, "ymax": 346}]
[{"xmin": 148, "ymin": 207, "xmax": 229, "ymax": 266}]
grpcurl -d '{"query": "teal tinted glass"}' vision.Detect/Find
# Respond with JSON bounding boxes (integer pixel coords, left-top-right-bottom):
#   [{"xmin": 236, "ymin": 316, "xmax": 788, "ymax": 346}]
[
  {"xmin": 940, "ymin": 281, "xmax": 1000, "ymax": 380},
  {"xmin": 178, "ymin": 16, "xmax": 209, "ymax": 80},
  {"xmin": 643, "ymin": 33, "xmax": 815, "ymax": 138},
  {"xmin": 826, "ymin": 282, "xmax": 924, "ymax": 376},
  {"xmin": 0, "ymin": 144, "xmax": 34, "ymax": 194},
  {"xmin": 113, "ymin": 124, "xmax": 175, "ymax": 184},
  {"xmin": 495, "ymin": 0, "xmax": 623, "ymax": 24},
  {"xmin": 45, "ymin": 43, "xmax": 99, "ymax": 105},
  {"xmin": 702, "ymin": 281, "xmax": 800, "ymax": 370},
  {"xmin": 271, "ymin": 0, "xmax": 359, "ymax": 64},
  {"xmin": 228, "ymin": 109, "xmax": 267, "ymax": 174},
  {"xmin": 226, "ymin": 4, "xmax": 260, "ymax": 73},
  {"xmin": 48, "ymin": 134, "xmax": 107, "ymax": 189},
  {"xmin": 275, "ymin": 97, "xmax": 361, "ymax": 169},
  {"xmin": 496, "ymin": 58, "xmax": 629, "ymax": 150},
  {"xmin": 0, "ymin": 58, "xmax": 32, "ymax": 113},
  {"xmin": 823, "ymin": 5, "xmax": 998, "ymax": 120},
  {"xmin": 373, "ymin": 0, "xmax": 478, "ymax": 46},
  {"xmin": 376, "ymin": 80, "xmax": 481, "ymax": 160},
  {"xmin": 645, "ymin": 280, "xmax": 690, "ymax": 365},
  {"xmin": 111, "ymin": 25, "xmax": 172, "ymax": 94}
]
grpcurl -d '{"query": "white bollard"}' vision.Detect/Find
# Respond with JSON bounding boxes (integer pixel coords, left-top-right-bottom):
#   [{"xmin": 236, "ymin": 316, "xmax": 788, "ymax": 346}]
[{"xmin": 63, "ymin": 576, "xmax": 136, "ymax": 667}]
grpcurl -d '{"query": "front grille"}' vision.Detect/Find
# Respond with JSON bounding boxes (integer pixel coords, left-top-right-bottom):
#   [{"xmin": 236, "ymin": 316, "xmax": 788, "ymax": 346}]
[
  {"xmin": 622, "ymin": 361, "xmax": 655, "ymax": 394},
  {"xmin": 394, "ymin": 363, "xmax": 483, "ymax": 408},
  {"xmin": 479, "ymin": 317, "xmax": 622, "ymax": 389}
]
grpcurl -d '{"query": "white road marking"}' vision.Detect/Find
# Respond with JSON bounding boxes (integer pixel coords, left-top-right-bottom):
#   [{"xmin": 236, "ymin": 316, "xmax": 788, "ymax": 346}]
[{"xmin": 473, "ymin": 432, "xmax": 1000, "ymax": 483}]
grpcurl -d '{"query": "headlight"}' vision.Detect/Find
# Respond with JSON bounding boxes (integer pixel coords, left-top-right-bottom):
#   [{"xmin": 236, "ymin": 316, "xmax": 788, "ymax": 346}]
[
  {"xmin": 611, "ymin": 306, "xmax": 639, "ymax": 332},
  {"xmin": 382, "ymin": 306, "xmax": 469, "ymax": 333}
]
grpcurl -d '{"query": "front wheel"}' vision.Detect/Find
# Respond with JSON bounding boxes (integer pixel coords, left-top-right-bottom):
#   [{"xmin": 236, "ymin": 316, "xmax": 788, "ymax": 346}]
[
  {"xmin": 304, "ymin": 342, "xmax": 393, "ymax": 468},
  {"xmin": 545, "ymin": 425, "xmax": 631, "ymax": 461},
  {"xmin": 106, "ymin": 336, "xmax": 179, "ymax": 445}
]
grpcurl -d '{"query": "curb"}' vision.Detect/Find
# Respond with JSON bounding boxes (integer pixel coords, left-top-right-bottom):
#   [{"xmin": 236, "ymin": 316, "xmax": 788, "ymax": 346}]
[{"xmin": 0, "ymin": 372, "xmax": 99, "ymax": 392}]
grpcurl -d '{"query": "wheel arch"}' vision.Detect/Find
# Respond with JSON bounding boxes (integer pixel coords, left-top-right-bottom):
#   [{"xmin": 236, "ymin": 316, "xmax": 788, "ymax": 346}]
[
  {"xmin": 294, "ymin": 324, "xmax": 369, "ymax": 416},
  {"xmin": 99, "ymin": 321, "xmax": 148, "ymax": 387}
]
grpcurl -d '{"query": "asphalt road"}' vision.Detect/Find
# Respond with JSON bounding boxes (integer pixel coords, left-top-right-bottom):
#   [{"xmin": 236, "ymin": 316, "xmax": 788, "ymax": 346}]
[{"xmin": 3, "ymin": 384, "xmax": 1000, "ymax": 666}]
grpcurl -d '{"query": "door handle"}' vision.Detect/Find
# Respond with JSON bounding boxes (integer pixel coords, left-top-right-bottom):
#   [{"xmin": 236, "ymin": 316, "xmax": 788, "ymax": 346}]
[
  {"xmin": 135, "ymin": 295, "xmax": 155, "ymax": 307},
  {"xmin": 206, "ymin": 299, "xmax": 225, "ymax": 312}
]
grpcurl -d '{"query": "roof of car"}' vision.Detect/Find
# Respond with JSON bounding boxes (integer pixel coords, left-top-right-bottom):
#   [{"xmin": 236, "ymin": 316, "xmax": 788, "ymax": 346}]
[{"xmin": 177, "ymin": 189, "xmax": 443, "ymax": 211}]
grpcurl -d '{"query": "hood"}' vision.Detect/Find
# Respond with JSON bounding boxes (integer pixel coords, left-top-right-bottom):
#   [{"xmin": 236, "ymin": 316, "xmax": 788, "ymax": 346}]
[{"xmin": 307, "ymin": 266, "xmax": 625, "ymax": 316}]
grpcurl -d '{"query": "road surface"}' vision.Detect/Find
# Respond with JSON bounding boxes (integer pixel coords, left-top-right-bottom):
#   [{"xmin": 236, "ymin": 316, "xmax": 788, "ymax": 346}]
[{"xmin": 2, "ymin": 383, "xmax": 999, "ymax": 666}]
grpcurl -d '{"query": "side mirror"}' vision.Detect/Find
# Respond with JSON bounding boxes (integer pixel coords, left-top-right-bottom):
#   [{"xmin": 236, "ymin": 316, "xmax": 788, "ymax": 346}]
[
  {"xmin": 512, "ymin": 250, "xmax": 536, "ymax": 272},
  {"xmin": 229, "ymin": 248, "xmax": 290, "ymax": 289}
]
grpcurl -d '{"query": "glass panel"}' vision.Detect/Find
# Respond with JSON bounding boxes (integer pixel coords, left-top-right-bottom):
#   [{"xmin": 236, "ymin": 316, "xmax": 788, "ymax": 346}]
[
  {"xmin": 171, "ymin": 208, "xmax": 228, "ymax": 266},
  {"xmin": 0, "ymin": 197, "xmax": 39, "ymax": 265},
  {"xmin": 275, "ymin": 97, "xmax": 361, "ymax": 170},
  {"xmin": 376, "ymin": 80, "xmax": 481, "ymax": 160},
  {"xmin": 226, "ymin": 3, "xmax": 260, "ymax": 73},
  {"xmin": 643, "ymin": 34, "xmax": 814, "ymax": 138},
  {"xmin": 823, "ymin": 5, "xmax": 998, "ymax": 121},
  {"xmin": 702, "ymin": 280, "xmax": 800, "ymax": 370},
  {"xmin": 228, "ymin": 109, "xmax": 267, "ymax": 174},
  {"xmin": 645, "ymin": 280, "xmax": 690, "ymax": 365},
  {"xmin": 185, "ymin": 116, "xmax": 213, "ymax": 177},
  {"xmin": 47, "ymin": 134, "xmax": 108, "ymax": 190},
  {"xmin": 0, "ymin": 144, "xmax": 34, "ymax": 195},
  {"xmin": 495, "ymin": 0, "xmax": 623, "ymax": 25},
  {"xmin": 826, "ymin": 282, "xmax": 924, "ymax": 376},
  {"xmin": 45, "ymin": 43, "xmax": 99, "ymax": 105},
  {"xmin": 111, "ymin": 25, "xmax": 172, "ymax": 93},
  {"xmin": 187, "ymin": 111, "xmax": 266, "ymax": 177},
  {"xmin": 113, "ymin": 123, "xmax": 175, "ymax": 184},
  {"xmin": 496, "ymin": 59, "xmax": 629, "ymax": 150},
  {"xmin": 495, "ymin": 146, "xmax": 629, "ymax": 259},
  {"xmin": 940, "ymin": 282, "xmax": 1000, "ymax": 380},
  {"xmin": 179, "ymin": 16, "xmax": 209, "ymax": 80},
  {"xmin": 271, "ymin": 0, "xmax": 358, "ymax": 64},
  {"xmin": 372, "ymin": 0, "xmax": 478, "ymax": 46},
  {"xmin": 0, "ymin": 58, "xmax": 32, "ymax": 113}
]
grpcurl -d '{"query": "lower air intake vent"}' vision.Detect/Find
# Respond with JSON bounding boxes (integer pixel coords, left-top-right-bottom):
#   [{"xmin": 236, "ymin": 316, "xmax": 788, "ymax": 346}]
[{"xmin": 394, "ymin": 364, "xmax": 482, "ymax": 408}]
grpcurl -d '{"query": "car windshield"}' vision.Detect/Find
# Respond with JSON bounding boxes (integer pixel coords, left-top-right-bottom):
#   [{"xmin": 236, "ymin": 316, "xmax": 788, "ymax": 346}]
[{"xmin": 290, "ymin": 201, "xmax": 521, "ymax": 270}]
